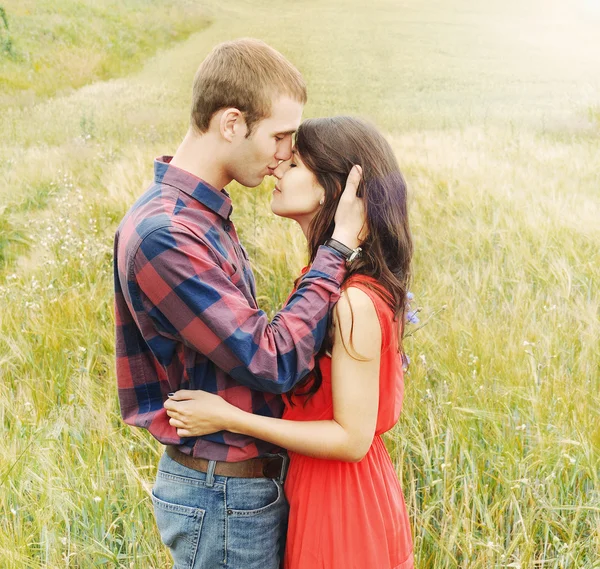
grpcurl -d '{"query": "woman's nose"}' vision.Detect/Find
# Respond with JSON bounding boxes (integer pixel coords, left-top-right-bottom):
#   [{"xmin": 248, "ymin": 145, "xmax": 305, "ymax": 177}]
[{"xmin": 273, "ymin": 159, "xmax": 292, "ymax": 179}]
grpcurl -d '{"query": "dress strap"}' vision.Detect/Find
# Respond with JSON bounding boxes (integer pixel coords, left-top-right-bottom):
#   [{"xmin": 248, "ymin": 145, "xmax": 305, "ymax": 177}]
[
  {"xmin": 341, "ymin": 275, "xmax": 398, "ymax": 350},
  {"xmin": 342, "ymin": 274, "xmax": 394, "ymax": 310}
]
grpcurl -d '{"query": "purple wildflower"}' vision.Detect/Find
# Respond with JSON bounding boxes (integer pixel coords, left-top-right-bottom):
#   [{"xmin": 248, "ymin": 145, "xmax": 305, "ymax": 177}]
[{"xmin": 406, "ymin": 310, "xmax": 420, "ymax": 324}]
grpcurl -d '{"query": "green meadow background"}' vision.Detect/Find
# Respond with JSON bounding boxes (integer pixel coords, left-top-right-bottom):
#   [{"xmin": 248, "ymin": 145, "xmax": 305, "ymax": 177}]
[{"xmin": 1, "ymin": 0, "xmax": 599, "ymax": 566}]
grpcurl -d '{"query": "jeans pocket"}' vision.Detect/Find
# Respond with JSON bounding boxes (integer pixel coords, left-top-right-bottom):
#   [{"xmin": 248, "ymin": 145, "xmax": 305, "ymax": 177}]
[
  {"xmin": 151, "ymin": 489, "xmax": 205, "ymax": 569},
  {"xmin": 227, "ymin": 478, "xmax": 282, "ymax": 516},
  {"xmin": 225, "ymin": 480, "xmax": 288, "ymax": 569}
]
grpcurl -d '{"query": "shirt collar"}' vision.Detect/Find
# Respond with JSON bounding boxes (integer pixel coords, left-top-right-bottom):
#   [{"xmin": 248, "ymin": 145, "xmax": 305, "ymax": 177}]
[{"xmin": 154, "ymin": 156, "xmax": 233, "ymax": 220}]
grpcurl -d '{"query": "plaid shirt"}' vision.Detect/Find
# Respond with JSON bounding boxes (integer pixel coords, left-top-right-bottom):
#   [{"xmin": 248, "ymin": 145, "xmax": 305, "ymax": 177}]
[{"xmin": 114, "ymin": 157, "xmax": 347, "ymax": 461}]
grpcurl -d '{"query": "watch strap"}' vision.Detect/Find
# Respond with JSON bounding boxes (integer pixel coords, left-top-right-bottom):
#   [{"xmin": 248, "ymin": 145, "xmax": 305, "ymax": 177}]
[
  {"xmin": 324, "ymin": 238, "xmax": 362, "ymax": 264},
  {"xmin": 324, "ymin": 238, "xmax": 353, "ymax": 259}
]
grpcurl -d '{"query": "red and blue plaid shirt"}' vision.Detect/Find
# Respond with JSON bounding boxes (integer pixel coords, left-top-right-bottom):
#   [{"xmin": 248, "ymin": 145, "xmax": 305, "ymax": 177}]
[{"xmin": 114, "ymin": 157, "xmax": 347, "ymax": 461}]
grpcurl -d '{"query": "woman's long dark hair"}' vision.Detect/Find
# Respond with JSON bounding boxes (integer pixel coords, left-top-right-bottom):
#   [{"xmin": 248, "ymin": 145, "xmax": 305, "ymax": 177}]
[{"xmin": 289, "ymin": 116, "xmax": 413, "ymax": 401}]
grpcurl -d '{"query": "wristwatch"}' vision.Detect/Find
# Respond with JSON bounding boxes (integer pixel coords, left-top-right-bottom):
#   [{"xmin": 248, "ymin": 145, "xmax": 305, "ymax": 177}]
[{"xmin": 324, "ymin": 238, "xmax": 362, "ymax": 265}]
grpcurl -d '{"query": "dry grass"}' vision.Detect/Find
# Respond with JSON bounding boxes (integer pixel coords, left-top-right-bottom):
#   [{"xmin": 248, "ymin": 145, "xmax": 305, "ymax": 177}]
[{"xmin": 1, "ymin": 0, "xmax": 599, "ymax": 567}]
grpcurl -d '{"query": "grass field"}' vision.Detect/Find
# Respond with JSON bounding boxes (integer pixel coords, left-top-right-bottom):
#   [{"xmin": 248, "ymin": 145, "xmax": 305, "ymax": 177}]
[{"xmin": 1, "ymin": 0, "xmax": 599, "ymax": 567}]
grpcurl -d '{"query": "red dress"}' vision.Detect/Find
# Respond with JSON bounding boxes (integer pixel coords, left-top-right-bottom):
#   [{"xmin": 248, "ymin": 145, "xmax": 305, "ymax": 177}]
[{"xmin": 282, "ymin": 275, "xmax": 414, "ymax": 569}]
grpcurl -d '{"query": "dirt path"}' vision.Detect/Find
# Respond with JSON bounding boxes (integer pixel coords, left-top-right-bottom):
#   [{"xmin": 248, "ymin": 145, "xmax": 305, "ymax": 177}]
[{"xmin": 1, "ymin": 0, "xmax": 599, "ymax": 273}]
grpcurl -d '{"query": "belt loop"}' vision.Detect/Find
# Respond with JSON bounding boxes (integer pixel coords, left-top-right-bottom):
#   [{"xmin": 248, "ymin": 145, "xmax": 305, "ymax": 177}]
[
  {"xmin": 278, "ymin": 453, "xmax": 289, "ymax": 484},
  {"xmin": 205, "ymin": 460, "xmax": 216, "ymax": 487}
]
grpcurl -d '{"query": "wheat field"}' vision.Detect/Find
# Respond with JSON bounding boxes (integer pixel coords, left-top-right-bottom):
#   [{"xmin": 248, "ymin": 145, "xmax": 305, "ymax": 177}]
[{"xmin": 1, "ymin": 0, "xmax": 599, "ymax": 567}]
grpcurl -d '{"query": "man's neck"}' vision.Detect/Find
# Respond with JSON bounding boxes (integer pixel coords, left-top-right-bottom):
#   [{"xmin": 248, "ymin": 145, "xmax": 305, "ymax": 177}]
[{"xmin": 170, "ymin": 129, "xmax": 232, "ymax": 190}]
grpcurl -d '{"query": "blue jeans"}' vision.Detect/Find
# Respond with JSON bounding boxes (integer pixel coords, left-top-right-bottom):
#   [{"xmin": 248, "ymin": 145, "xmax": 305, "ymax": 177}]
[{"xmin": 151, "ymin": 450, "xmax": 289, "ymax": 569}]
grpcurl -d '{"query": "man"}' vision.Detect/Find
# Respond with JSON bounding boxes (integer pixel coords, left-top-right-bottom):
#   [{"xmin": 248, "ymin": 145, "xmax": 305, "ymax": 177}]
[{"xmin": 114, "ymin": 39, "xmax": 364, "ymax": 568}]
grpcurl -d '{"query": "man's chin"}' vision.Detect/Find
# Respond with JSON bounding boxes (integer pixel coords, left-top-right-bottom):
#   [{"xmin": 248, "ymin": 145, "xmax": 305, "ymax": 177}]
[{"xmin": 235, "ymin": 174, "xmax": 266, "ymax": 188}]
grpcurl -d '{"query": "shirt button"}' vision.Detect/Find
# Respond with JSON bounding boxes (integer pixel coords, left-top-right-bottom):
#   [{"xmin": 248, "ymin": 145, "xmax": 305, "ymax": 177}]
[{"xmin": 223, "ymin": 223, "xmax": 231, "ymax": 232}]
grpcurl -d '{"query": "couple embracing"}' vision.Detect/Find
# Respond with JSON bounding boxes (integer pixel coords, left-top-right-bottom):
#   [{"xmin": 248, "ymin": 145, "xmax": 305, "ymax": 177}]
[{"xmin": 114, "ymin": 38, "xmax": 414, "ymax": 569}]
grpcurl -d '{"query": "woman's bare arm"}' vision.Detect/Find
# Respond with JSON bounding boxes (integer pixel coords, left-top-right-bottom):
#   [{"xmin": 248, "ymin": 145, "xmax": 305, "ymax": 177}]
[{"xmin": 165, "ymin": 287, "xmax": 381, "ymax": 462}]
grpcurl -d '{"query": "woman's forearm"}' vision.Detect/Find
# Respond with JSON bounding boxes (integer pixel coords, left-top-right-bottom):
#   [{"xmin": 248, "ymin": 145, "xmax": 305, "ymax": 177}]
[
  {"xmin": 227, "ymin": 408, "xmax": 369, "ymax": 462},
  {"xmin": 166, "ymin": 287, "xmax": 381, "ymax": 462}
]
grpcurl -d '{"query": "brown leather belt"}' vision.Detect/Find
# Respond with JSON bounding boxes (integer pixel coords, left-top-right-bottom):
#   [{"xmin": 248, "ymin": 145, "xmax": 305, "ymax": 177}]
[{"xmin": 165, "ymin": 445, "xmax": 288, "ymax": 480}]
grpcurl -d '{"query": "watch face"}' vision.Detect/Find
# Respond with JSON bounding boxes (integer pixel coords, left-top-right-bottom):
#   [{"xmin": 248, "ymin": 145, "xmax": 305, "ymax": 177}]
[{"xmin": 348, "ymin": 247, "xmax": 362, "ymax": 263}]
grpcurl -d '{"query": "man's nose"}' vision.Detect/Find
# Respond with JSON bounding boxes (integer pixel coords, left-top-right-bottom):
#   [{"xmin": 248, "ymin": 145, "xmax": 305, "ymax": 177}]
[{"xmin": 274, "ymin": 137, "xmax": 293, "ymax": 162}]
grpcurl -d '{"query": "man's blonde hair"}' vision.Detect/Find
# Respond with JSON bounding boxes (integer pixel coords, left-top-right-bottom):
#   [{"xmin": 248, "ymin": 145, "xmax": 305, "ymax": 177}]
[{"xmin": 191, "ymin": 38, "xmax": 307, "ymax": 136}]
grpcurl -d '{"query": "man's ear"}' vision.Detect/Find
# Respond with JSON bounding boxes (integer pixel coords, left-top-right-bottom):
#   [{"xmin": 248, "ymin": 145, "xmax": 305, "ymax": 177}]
[{"xmin": 220, "ymin": 107, "xmax": 246, "ymax": 142}]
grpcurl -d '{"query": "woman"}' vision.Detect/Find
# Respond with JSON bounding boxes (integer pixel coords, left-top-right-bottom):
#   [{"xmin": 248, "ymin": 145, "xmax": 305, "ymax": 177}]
[{"xmin": 164, "ymin": 116, "xmax": 414, "ymax": 569}]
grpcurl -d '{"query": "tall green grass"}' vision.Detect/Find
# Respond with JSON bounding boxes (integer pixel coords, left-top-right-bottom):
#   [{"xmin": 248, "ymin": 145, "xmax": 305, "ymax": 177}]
[
  {"xmin": 1, "ymin": 0, "xmax": 599, "ymax": 567},
  {"xmin": 0, "ymin": 0, "xmax": 210, "ymax": 108}
]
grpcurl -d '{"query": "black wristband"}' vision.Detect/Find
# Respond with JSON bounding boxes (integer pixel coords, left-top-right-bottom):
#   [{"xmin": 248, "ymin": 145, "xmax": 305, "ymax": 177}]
[
  {"xmin": 324, "ymin": 239, "xmax": 362, "ymax": 265},
  {"xmin": 324, "ymin": 238, "xmax": 354, "ymax": 260}
]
